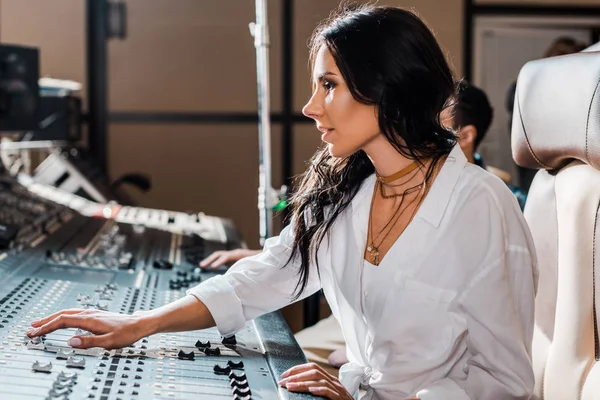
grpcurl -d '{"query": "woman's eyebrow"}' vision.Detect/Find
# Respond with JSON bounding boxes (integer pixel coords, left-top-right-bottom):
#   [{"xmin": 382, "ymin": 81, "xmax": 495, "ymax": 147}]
[{"xmin": 315, "ymin": 71, "xmax": 338, "ymax": 83}]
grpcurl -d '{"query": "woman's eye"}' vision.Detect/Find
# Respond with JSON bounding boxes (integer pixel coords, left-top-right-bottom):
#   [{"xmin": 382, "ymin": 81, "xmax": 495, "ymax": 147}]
[{"xmin": 323, "ymin": 81, "xmax": 336, "ymax": 91}]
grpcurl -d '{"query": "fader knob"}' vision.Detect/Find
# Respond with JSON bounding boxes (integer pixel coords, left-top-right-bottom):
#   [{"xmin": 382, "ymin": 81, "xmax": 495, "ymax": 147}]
[
  {"xmin": 213, "ymin": 364, "xmax": 231, "ymax": 375},
  {"xmin": 195, "ymin": 340, "xmax": 210, "ymax": 349},
  {"xmin": 222, "ymin": 335, "xmax": 237, "ymax": 346},
  {"xmin": 177, "ymin": 350, "xmax": 195, "ymax": 360},
  {"xmin": 227, "ymin": 360, "xmax": 244, "ymax": 370},
  {"xmin": 203, "ymin": 347, "xmax": 220, "ymax": 356}
]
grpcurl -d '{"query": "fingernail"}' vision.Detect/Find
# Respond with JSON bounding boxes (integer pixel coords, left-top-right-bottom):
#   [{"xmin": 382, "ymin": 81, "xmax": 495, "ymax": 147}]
[
  {"xmin": 68, "ymin": 337, "xmax": 82, "ymax": 347},
  {"xmin": 278, "ymin": 378, "xmax": 288, "ymax": 386},
  {"xmin": 286, "ymin": 382, "xmax": 298, "ymax": 389},
  {"xmin": 280, "ymin": 371, "xmax": 290, "ymax": 379}
]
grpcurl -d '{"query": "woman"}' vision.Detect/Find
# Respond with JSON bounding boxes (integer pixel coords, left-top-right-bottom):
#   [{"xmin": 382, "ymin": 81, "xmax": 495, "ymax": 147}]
[{"xmin": 26, "ymin": 5, "xmax": 537, "ymax": 399}]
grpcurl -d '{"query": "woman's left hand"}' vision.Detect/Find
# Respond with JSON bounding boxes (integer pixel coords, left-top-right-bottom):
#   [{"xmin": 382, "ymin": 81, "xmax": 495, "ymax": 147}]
[{"xmin": 278, "ymin": 362, "xmax": 354, "ymax": 399}]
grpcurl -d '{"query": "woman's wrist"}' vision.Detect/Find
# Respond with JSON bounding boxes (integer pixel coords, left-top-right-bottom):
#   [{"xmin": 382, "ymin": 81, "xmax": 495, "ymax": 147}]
[{"xmin": 135, "ymin": 309, "xmax": 163, "ymax": 338}]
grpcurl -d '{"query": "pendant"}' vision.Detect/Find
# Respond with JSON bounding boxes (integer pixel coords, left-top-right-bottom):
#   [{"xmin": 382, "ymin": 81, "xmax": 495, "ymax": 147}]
[{"xmin": 368, "ymin": 246, "xmax": 380, "ymax": 266}]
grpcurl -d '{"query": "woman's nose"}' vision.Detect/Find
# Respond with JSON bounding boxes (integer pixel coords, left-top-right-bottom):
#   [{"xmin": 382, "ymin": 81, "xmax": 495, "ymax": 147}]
[{"xmin": 302, "ymin": 96, "xmax": 323, "ymax": 120}]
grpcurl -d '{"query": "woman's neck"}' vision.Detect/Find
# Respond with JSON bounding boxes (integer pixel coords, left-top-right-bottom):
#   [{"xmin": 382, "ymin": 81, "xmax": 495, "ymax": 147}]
[{"xmin": 363, "ymin": 135, "xmax": 415, "ymax": 178}]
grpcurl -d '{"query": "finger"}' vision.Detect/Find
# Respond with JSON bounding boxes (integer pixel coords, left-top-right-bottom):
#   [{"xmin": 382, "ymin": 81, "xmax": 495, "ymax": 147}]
[
  {"xmin": 210, "ymin": 254, "xmax": 231, "ymax": 269},
  {"xmin": 286, "ymin": 379, "xmax": 337, "ymax": 394},
  {"xmin": 29, "ymin": 308, "xmax": 88, "ymax": 328},
  {"xmin": 280, "ymin": 362, "xmax": 323, "ymax": 379},
  {"xmin": 28, "ymin": 314, "xmax": 98, "ymax": 337},
  {"xmin": 279, "ymin": 368, "xmax": 329, "ymax": 386},
  {"xmin": 200, "ymin": 252, "xmax": 223, "ymax": 267},
  {"xmin": 68, "ymin": 333, "xmax": 114, "ymax": 350},
  {"xmin": 307, "ymin": 386, "xmax": 340, "ymax": 399}
]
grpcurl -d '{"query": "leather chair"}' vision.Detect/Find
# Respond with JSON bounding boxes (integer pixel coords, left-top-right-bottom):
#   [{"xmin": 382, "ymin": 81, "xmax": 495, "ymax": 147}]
[{"xmin": 512, "ymin": 49, "xmax": 600, "ymax": 399}]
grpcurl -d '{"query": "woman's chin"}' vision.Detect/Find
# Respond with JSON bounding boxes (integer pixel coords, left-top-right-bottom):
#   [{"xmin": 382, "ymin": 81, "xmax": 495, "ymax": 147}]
[{"xmin": 327, "ymin": 143, "xmax": 354, "ymax": 159}]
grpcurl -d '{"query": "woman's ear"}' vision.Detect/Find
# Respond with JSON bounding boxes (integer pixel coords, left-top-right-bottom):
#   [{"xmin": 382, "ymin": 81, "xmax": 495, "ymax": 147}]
[{"xmin": 457, "ymin": 125, "xmax": 477, "ymax": 147}]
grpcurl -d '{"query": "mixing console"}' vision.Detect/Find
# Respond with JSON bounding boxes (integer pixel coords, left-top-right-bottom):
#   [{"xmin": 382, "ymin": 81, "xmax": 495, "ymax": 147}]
[{"xmin": 0, "ymin": 175, "xmax": 310, "ymax": 399}]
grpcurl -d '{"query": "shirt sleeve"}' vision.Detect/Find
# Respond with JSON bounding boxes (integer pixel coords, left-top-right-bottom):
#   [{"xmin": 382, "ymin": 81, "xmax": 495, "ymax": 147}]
[
  {"xmin": 186, "ymin": 220, "xmax": 322, "ymax": 336},
  {"xmin": 416, "ymin": 246, "xmax": 537, "ymax": 400}
]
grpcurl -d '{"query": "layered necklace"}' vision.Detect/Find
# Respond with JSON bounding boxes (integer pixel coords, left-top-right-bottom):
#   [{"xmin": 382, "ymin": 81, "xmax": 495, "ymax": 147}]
[{"xmin": 365, "ymin": 160, "xmax": 430, "ymax": 266}]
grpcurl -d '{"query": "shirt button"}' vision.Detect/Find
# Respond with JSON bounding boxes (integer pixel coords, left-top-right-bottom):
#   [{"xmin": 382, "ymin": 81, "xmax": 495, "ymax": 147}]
[{"xmin": 364, "ymin": 291, "xmax": 368, "ymax": 298}]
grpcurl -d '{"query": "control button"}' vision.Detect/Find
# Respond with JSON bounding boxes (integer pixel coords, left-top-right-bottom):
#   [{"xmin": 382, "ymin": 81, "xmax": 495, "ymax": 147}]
[
  {"xmin": 48, "ymin": 387, "xmax": 72, "ymax": 397},
  {"xmin": 232, "ymin": 394, "xmax": 252, "ymax": 400},
  {"xmin": 203, "ymin": 347, "xmax": 220, "ymax": 356},
  {"xmin": 231, "ymin": 381, "xmax": 250, "ymax": 391},
  {"xmin": 213, "ymin": 365, "xmax": 231, "ymax": 375},
  {"xmin": 233, "ymin": 387, "xmax": 252, "ymax": 397},
  {"xmin": 31, "ymin": 360, "xmax": 52, "ymax": 373},
  {"xmin": 153, "ymin": 260, "xmax": 173, "ymax": 270},
  {"xmin": 222, "ymin": 336, "xmax": 237, "ymax": 346},
  {"xmin": 30, "ymin": 336, "xmax": 43, "ymax": 345},
  {"xmin": 228, "ymin": 360, "xmax": 244, "ymax": 370},
  {"xmin": 195, "ymin": 340, "xmax": 210, "ymax": 349},
  {"xmin": 177, "ymin": 350, "xmax": 194, "ymax": 360},
  {"xmin": 52, "ymin": 380, "xmax": 75, "ymax": 390},
  {"xmin": 56, "ymin": 348, "xmax": 75, "ymax": 360},
  {"xmin": 66, "ymin": 356, "xmax": 86, "ymax": 369},
  {"xmin": 229, "ymin": 371, "xmax": 247, "ymax": 381}
]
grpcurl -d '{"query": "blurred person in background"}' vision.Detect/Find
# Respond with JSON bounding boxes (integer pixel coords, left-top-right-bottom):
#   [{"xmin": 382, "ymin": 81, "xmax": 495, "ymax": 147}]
[{"xmin": 454, "ymin": 81, "xmax": 528, "ymax": 210}]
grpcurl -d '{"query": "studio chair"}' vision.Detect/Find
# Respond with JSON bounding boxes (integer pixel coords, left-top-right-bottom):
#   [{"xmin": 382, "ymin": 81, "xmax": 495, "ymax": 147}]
[{"xmin": 512, "ymin": 49, "xmax": 600, "ymax": 399}]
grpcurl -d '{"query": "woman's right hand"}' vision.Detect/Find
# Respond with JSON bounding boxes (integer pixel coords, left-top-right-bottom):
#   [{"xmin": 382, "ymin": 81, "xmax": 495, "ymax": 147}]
[
  {"xmin": 26, "ymin": 308, "xmax": 153, "ymax": 350},
  {"xmin": 26, "ymin": 295, "xmax": 216, "ymax": 350}
]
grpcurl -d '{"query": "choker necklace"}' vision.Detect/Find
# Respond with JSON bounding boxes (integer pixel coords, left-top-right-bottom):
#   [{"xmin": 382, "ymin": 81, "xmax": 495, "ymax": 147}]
[{"xmin": 376, "ymin": 161, "xmax": 419, "ymax": 184}]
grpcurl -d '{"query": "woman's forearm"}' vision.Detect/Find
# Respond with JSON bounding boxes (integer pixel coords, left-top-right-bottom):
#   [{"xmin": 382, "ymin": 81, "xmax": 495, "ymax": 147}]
[{"xmin": 143, "ymin": 295, "xmax": 216, "ymax": 336}]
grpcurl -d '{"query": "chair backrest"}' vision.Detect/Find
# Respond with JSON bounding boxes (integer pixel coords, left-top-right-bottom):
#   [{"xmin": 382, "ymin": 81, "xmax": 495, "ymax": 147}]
[{"xmin": 512, "ymin": 50, "xmax": 600, "ymax": 399}]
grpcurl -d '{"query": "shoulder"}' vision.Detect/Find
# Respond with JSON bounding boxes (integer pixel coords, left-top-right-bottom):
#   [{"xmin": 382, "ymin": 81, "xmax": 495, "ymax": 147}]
[
  {"xmin": 447, "ymin": 163, "xmax": 532, "ymax": 255},
  {"xmin": 455, "ymin": 163, "xmax": 522, "ymax": 218}
]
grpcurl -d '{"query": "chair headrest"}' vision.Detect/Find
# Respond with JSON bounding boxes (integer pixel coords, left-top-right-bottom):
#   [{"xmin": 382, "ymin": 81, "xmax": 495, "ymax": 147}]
[{"xmin": 511, "ymin": 51, "xmax": 600, "ymax": 170}]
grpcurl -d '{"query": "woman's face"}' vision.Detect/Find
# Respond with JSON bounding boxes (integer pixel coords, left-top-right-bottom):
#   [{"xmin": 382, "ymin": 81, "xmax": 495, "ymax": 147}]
[{"xmin": 302, "ymin": 45, "xmax": 381, "ymax": 158}]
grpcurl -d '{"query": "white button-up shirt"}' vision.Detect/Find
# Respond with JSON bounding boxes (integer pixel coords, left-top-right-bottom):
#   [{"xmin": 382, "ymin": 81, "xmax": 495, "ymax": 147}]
[{"xmin": 188, "ymin": 145, "xmax": 538, "ymax": 399}]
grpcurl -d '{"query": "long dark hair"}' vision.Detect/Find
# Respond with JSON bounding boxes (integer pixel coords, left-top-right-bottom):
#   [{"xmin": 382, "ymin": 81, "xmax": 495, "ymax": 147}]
[{"xmin": 286, "ymin": 4, "xmax": 457, "ymax": 297}]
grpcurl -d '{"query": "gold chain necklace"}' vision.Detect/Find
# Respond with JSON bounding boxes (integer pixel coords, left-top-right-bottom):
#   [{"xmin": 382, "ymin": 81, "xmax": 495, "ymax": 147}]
[
  {"xmin": 365, "ymin": 158, "xmax": 442, "ymax": 266},
  {"xmin": 366, "ymin": 180, "xmax": 425, "ymax": 265}
]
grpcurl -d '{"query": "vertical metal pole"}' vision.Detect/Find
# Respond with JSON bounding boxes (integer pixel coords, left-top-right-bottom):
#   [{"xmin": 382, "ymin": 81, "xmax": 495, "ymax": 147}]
[
  {"xmin": 463, "ymin": 0, "xmax": 474, "ymax": 81},
  {"xmin": 282, "ymin": 0, "xmax": 293, "ymax": 197},
  {"xmin": 87, "ymin": 0, "xmax": 109, "ymax": 174},
  {"xmin": 253, "ymin": 0, "xmax": 273, "ymax": 245}
]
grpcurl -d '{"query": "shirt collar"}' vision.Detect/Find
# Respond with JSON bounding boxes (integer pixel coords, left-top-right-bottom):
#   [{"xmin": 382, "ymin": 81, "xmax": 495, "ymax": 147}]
[
  {"xmin": 352, "ymin": 145, "xmax": 468, "ymax": 229},
  {"xmin": 416, "ymin": 145, "xmax": 467, "ymax": 227}
]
